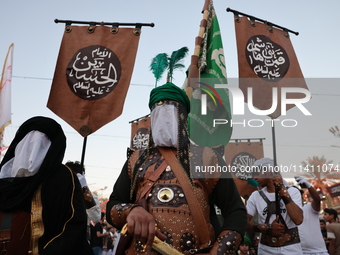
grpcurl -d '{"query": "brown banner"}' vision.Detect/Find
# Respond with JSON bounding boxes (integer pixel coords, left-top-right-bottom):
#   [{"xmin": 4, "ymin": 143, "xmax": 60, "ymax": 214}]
[
  {"xmin": 224, "ymin": 140, "xmax": 264, "ymax": 199},
  {"xmin": 326, "ymin": 183, "xmax": 340, "ymax": 198},
  {"xmin": 47, "ymin": 26, "xmax": 140, "ymax": 136},
  {"xmin": 235, "ymin": 16, "xmax": 308, "ymax": 118},
  {"xmin": 130, "ymin": 116, "xmax": 150, "ymax": 150}
]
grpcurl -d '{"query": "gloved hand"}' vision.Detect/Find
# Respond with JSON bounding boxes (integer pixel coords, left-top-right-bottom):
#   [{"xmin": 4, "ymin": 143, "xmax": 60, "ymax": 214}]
[
  {"xmin": 295, "ymin": 176, "xmax": 312, "ymax": 188},
  {"xmin": 77, "ymin": 173, "xmax": 88, "ymax": 188}
]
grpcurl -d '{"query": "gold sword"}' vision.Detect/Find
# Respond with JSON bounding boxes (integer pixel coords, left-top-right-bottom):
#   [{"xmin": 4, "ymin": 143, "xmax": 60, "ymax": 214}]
[{"xmin": 120, "ymin": 224, "xmax": 184, "ymax": 255}]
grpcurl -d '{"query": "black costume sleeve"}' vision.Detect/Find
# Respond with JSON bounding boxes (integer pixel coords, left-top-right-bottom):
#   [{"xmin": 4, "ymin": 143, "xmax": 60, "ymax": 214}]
[
  {"xmin": 40, "ymin": 165, "xmax": 93, "ymax": 255},
  {"xmin": 106, "ymin": 161, "xmax": 136, "ymax": 229},
  {"xmin": 211, "ymin": 177, "xmax": 247, "ymax": 235},
  {"xmin": 210, "ymin": 155, "xmax": 247, "ymax": 236}
]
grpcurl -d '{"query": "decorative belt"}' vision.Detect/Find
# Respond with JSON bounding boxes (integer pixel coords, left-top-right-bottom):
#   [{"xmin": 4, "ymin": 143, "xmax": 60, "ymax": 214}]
[{"xmin": 260, "ymin": 227, "xmax": 300, "ymax": 247}]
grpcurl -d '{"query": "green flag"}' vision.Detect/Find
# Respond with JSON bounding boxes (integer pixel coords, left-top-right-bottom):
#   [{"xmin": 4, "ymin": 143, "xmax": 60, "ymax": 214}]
[{"xmin": 188, "ymin": 2, "xmax": 232, "ymax": 147}]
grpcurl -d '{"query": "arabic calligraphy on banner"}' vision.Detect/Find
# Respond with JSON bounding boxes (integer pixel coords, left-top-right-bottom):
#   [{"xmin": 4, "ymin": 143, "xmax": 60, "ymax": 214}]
[
  {"xmin": 234, "ymin": 16, "xmax": 308, "ymax": 119},
  {"xmin": 130, "ymin": 117, "xmax": 150, "ymax": 151},
  {"xmin": 246, "ymin": 35, "xmax": 289, "ymax": 81},
  {"xmin": 67, "ymin": 45, "xmax": 121, "ymax": 100},
  {"xmin": 224, "ymin": 140, "xmax": 264, "ymax": 199},
  {"xmin": 230, "ymin": 152, "xmax": 257, "ymax": 181},
  {"xmin": 47, "ymin": 26, "xmax": 140, "ymax": 136}
]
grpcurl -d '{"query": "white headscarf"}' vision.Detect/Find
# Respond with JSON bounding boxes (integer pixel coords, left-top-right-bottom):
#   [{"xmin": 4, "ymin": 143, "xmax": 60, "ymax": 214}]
[
  {"xmin": 252, "ymin": 157, "xmax": 288, "ymax": 186},
  {"xmin": 0, "ymin": 130, "xmax": 51, "ymax": 178},
  {"xmin": 151, "ymin": 104, "xmax": 178, "ymax": 148}
]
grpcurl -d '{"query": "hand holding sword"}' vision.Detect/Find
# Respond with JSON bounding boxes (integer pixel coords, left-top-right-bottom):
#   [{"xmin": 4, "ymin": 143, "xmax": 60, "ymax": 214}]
[
  {"xmin": 124, "ymin": 206, "xmax": 214, "ymax": 254},
  {"xmin": 120, "ymin": 223, "xmax": 184, "ymax": 255},
  {"xmin": 124, "ymin": 206, "xmax": 184, "ymax": 254}
]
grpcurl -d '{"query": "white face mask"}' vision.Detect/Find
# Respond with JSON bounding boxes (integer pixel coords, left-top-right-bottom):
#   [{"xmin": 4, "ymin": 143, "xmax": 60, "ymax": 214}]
[
  {"xmin": 0, "ymin": 131, "xmax": 51, "ymax": 179},
  {"xmin": 151, "ymin": 104, "xmax": 178, "ymax": 148}
]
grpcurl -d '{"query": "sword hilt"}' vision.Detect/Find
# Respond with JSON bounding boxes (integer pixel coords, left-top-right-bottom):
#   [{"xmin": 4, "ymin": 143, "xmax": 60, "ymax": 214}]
[{"xmin": 120, "ymin": 224, "xmax": 184, "ymax": 255}]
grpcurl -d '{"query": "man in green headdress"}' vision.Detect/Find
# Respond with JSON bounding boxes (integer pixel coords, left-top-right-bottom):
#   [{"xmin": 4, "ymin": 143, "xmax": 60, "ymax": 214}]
[{"xmin": 106, "ymin": 82, "xmax": 246, "ymax": 255}]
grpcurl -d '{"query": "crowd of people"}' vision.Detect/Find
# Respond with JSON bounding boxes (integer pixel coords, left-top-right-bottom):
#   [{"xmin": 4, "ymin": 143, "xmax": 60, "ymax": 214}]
[
  {"xmin": 0, "ymin": 83, "xmax": 339, "ymax": 254},
  {"xmin": 90, "ymin": 214, "xmax": 120, "ymax": 255}
]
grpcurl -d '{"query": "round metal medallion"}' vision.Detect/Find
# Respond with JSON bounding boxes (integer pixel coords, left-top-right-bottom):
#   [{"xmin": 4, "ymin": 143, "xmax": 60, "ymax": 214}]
[{"xmin": 157, "ymin": 187, "xmax": 174, "ymax": 203}]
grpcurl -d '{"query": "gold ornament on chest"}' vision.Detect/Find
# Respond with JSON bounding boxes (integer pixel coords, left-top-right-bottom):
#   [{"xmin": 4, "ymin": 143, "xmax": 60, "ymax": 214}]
[{"xmin": 157, "ymin": 187, "xmax": 175, "ymax": 203}]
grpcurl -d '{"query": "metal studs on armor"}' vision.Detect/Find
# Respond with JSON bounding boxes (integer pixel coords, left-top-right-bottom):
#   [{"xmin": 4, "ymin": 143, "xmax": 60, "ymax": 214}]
[
  {"xmin": 162, "ymin": 231, "xmax": 173, "ymax": 245},
  {"xmin": 179, "ymin": 193, "xmax": 184, "ymax": 198},
  {"xmin": 180, "ymin": 233, "xmax": 195, "ymax": 252},
  {"xmin": 166, "ymin": 165, "xmax": 171, "ymax": 171},
  {"xmin": 113, "ymin": 203, "xmax": 134, "ymax": 217},
  {"xmin": 217, "ymin": 230, "xmax": 239, "ymax": 254},
  {"xmin": 271, "ymin": 237, "xmax": 277, "ymax": 243}
]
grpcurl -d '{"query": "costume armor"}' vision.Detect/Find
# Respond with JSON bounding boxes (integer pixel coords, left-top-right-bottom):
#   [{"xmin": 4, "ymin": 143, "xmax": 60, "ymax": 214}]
[{"xmin": 111, "ymin": 147, "xmax": 219, "ymax": 254}]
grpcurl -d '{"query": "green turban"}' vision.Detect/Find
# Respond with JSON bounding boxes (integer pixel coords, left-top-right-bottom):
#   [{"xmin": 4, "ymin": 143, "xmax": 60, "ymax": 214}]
[
  {"xmin": 242, "ymin": 235, "xmax": 252, "ymax": 246},
  {"xmin": 148, "ymin": 82, "xmax": 190, "ymax": 113}
]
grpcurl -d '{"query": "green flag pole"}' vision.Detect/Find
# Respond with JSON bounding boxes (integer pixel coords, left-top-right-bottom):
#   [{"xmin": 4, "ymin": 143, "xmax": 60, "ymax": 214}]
[{"xmin": 186, "ymin": 0, "xmax": 233, "ymax": 147}]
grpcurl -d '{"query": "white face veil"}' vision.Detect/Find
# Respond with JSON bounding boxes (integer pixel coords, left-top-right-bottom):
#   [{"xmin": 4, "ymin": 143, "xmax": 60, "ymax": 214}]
[
  {"xmin": 0, "ymin": 130, "xmax": 51, "ymax": 178},
  {"xmin": 150, "ymin": 104, "xmax": 178, "ymax": 148}
]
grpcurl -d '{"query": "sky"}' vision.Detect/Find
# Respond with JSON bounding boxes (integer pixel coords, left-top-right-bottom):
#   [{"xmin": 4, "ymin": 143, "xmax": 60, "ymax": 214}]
[{"xmin": 1, "ymin": 0, "xmax": 339, "ymax": 198}]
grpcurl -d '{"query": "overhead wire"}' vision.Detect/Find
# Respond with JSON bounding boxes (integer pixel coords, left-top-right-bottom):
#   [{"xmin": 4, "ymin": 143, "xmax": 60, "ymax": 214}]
[
  {"xmin": 9, "ymin": 75, "xmax": 340, "ymax": 96},
  {"xmin": 11, "ymin": 75, "xmax": 154, "ymax": 87}
]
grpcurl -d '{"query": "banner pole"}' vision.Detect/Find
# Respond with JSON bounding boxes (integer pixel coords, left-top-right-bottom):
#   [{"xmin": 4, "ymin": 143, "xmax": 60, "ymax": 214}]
[
  {"xmin": 271, "ymin": 122, "xmax": 277, "ymax": 167},
  {"xmin": 54, "ymin": 19, "xmax": 154, "ymax": 28},
  {"xmin": 226, "ymin": 8, "xmax": 299, "ymax": 36},
  {"xmin": 186, "ymin": 0, "xmax": 210, "ymax": 96},
  {"xmin": 271, "ymin": 122, "xmax": 281, "ymax": 219},
  {"xmin": 80, "ymin": 136, "xmax": 87, "ymax": 174}
]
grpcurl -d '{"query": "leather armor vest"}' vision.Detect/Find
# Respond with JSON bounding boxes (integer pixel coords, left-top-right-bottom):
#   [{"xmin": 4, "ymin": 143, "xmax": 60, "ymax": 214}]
[{"xmin": 126, "ymin": 146, "xmax": 219, "ymax": 254}]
